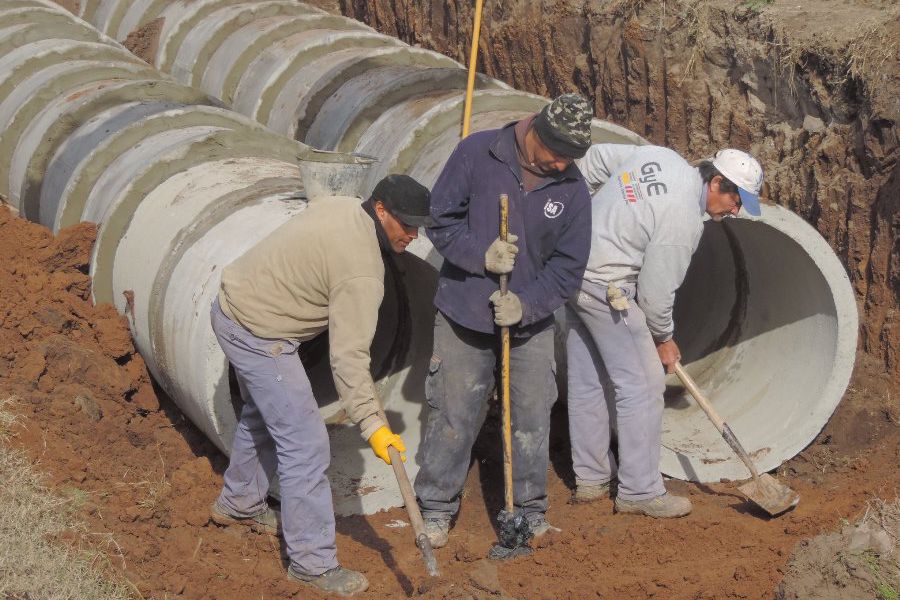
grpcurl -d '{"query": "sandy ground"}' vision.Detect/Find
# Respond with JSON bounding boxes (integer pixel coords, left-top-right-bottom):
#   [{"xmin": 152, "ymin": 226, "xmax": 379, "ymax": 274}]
[{"xmin": 0, "ymin": 202, "xmax": 896, "ymax": 598}]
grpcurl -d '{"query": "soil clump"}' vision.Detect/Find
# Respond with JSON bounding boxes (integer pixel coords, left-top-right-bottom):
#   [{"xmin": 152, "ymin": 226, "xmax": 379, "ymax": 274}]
[{"xmin": 122, "ymin": 17, "xmax": 163, "ymax": 66}]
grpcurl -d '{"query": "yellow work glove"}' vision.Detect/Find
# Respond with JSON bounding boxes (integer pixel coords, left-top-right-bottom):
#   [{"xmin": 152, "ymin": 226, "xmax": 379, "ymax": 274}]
[{"xmin": 368, "ymin": 425, "xmax": 407, "ymax": 465}]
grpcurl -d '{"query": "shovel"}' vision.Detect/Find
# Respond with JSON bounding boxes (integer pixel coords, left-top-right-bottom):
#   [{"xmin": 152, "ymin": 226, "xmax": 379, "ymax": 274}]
[
  {"xmin": 673, "ymin": 362, "xmax": 800, "ymax": 516},
  {"xmin": 376, "ymin": 408, "xmax": 439, "ymax": 576},
  {"xmin": 488, "ymin": 194, "xmax": 533, "ymax": 560}
]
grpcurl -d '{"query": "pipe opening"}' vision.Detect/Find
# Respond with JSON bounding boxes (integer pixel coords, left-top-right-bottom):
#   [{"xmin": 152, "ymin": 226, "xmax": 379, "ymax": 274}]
[{"xmin": 662, "ymin": 216, "xmax": 848, "ymax": 481}]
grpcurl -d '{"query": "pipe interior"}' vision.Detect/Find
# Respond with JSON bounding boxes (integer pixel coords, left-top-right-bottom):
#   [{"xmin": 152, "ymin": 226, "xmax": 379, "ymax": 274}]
[{"xmin": 664, "ymin": 217, "xmax": 841, "ymax": 479}]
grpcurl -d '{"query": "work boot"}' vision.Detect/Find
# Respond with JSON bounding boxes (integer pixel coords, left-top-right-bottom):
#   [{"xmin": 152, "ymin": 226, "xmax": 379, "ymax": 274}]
[
  {"xmin": 527, "ymin": 514, "xmax": 561, "ymax": 538},
  {"xmin": 209, "ymin": 500, "xmax": 281, "ymax": 536},
  {"xmin": 573, "ymin": 478, "xmax": 616, "ymax": 504},
  {"xmin": 423, "ymin": 516, "xmax": 451, "ymax": 549},
  {"xmin": 288, "ymin": 565, "xmax": 369, "ymax": 596},
  {"xmin": 614, "ymin": 492, "xmax": 692, "ymax": 518}
]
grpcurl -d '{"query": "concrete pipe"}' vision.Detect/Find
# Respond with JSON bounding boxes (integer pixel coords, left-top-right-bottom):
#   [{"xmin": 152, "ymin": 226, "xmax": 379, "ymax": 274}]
[
  {"xmin": 7, "ymin": 1, "xmax": 858, "ymax": 514},
  {"xmin": 0, "ymin": 0, "xmax": 306, "ymax": 475},
  {"xmin": 663, "ymin": 208, "xmax": 857, "ymax": 480}
]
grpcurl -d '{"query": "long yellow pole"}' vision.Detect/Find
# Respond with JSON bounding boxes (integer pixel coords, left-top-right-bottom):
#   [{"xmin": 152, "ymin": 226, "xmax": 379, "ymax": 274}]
[{"xmin": 461, "ymin": 0, "xmax": 485, "ymax": 138}]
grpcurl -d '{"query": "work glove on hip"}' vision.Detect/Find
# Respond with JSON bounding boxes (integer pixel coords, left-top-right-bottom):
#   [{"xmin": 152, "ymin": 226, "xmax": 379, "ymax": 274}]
[
  {"xmin": 485, "ymin": 234, "xmax": 519, "ymax": 274},
  {"xmin": 368, "ymin": 425, "xmax": 406, "ymax": 465},
  {"xmin": 489, "ymin": 290, "xmax": 523, "ymax": 327}
]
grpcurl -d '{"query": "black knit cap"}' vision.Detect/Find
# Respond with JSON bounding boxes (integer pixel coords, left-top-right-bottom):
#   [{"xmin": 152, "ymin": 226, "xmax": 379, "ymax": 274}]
[
  {"xmin": 371, "ymin": 174, "xmax": 433, "ymax": 227},
  {"xmin": 532, "ymin": 93, "xmax": 593, "ymax": 159}
]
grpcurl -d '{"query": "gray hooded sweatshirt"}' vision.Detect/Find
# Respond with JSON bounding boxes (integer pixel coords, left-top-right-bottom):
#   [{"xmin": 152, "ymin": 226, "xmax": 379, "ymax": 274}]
[{"xmin": 575, "ymin": 144, "xmax": 706, "ymax": 342}]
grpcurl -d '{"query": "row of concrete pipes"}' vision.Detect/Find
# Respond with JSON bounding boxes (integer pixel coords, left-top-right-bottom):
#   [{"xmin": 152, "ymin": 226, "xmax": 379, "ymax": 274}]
[{"xmin": 0, "ymin": 0, "xmax": 857, "ymax": 515}]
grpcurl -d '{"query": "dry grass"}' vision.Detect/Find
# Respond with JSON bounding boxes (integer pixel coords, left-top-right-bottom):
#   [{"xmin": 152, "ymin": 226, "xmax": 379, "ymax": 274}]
[
  {"xmin": 115, "ymin": 447, "xmax": 171, "ymax": 514},
  {"xmin": 861, "ymin": 496, "xmax": 900, "ymax": 550},
  {"xmin": 844, "ymin": 15, "xmax": 899, "ymax": 86},
  {"xmin": 765, "ymin": 6, "xmax": 899, "ymax": 103},
  {"xmin": 677, "ymin": 0, "xmax": 712, "ymax": 83},
  {"xmin": 609, "ymin": 0, "xmax": 653, "ymax": 20},
  {"xmin": 860, "ymin": 497, "xmax": 900, "ymax": 600},
  {"xmin": 0, "ymin": 395, "xmax": 136, "ymax": 599}
]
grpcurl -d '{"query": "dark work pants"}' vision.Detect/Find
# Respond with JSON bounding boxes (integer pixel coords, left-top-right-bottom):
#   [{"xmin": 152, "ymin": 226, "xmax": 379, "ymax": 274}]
[{"xmin": 414, "ymin": 311, "xmax": 557, "ymax": 521}]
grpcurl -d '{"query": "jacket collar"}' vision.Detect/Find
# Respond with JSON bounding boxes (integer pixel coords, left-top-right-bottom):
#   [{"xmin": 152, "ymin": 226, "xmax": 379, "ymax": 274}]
[
  {"xmin": 488, "ymin": 120, "xmax": 582, "ymax": 184},
  {"xmin": 361, "ymin": 199, "xmax": 393, "ymax": 255}
]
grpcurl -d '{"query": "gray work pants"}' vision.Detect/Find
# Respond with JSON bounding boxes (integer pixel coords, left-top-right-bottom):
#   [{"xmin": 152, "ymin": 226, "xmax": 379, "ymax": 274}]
[
  {"xmin": 565, "ymin": 282, "xmax": 666, "ymax": 500},
  {"xmin": 210, "ymin": 299, "xmax": 337, "ymax": 575},
  {"xmin": 414, "ymin": 311, "xmax": 557, "ymax": 521}
]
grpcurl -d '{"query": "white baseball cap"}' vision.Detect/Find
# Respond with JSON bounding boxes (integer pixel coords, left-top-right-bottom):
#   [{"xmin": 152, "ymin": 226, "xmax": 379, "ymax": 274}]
[{"xmin": 711, "ymin": 149, "xmax": 764, "ymax": 216}]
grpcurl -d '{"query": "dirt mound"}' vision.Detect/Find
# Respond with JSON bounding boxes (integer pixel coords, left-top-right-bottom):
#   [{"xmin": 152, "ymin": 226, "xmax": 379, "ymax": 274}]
[
  {"xmin": 777, "ymin": 499, "xmax": 899, "ymax": 599},
  {"xmin": 0, "ymin": 205, "xmax": 144, "ymax": 399}
]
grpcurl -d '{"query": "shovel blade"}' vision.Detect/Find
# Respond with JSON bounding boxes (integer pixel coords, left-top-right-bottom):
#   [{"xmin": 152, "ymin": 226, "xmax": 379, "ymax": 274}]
[{"xmin": 738, "ymin": 473, "xmax": 800, "ymax": 516}]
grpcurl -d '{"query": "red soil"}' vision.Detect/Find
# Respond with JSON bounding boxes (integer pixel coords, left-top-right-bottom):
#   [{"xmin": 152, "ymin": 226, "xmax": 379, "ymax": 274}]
[{"xmin": 0, "ymin": 203, "xmax": 897, "ymax": 599}]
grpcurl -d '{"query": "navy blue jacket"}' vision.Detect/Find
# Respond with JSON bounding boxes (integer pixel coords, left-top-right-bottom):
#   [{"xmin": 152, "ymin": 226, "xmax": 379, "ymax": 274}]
[{"xmin": 427, "ymin": 122, "xmax": 591, "ymax": 337}]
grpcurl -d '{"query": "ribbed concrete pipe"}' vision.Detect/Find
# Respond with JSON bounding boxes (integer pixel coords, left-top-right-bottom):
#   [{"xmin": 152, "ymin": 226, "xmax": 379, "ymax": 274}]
[{"xmin": 8, "ymin": 1, "xmax": 857, "ymax": 514}]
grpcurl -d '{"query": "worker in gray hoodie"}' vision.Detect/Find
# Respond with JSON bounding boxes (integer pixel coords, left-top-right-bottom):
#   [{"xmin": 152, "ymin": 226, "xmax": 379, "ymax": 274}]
[{"xmin": 567, "ymin": 146, "xmax": 764, "ymax": 517}]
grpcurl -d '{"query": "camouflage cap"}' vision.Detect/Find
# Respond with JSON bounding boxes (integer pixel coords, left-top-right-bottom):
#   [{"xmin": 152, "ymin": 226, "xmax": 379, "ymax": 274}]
[{"xmin": 532, "ymin": 93, "xmax": 593, "ymax": 159}]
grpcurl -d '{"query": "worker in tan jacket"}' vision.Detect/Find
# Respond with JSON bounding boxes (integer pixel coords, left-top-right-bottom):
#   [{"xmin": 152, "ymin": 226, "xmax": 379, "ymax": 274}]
[{"xmin": 208, "ymin": 174, "xmax": 431, "ymax": 596}]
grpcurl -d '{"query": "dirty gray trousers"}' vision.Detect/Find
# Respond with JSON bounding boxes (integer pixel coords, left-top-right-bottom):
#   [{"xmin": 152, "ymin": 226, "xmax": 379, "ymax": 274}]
[
  {"xmin": 415, "ymin": 311, "xmax": 557, "ymax": 521},
  {"xmin": 565, "ymin": 282, "xmax": 667, "ymax": 501},
  {"xmin": 210, "ymin": 299, "xmax": 337, "ymax": 575}
]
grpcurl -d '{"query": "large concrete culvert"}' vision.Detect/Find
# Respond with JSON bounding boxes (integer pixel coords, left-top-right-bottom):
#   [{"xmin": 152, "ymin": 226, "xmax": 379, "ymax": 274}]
[
  {"xmin": 665, "ymin": 208, "xmax": 858, "ymax": 481},
  {"xmin": 2, "ymin": 0, "xmax": 857, "ymax": 514}
]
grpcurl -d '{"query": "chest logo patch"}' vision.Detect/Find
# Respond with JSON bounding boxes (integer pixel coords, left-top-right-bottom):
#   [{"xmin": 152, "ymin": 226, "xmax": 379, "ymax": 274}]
[{"xmin": 543, "ymin": 199, "xmax": 564, "ymax": 218}]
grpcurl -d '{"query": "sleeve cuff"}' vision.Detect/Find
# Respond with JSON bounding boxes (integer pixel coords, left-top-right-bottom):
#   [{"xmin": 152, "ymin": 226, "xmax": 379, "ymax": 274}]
[
  {"xmin": 359, "ymin": 414, "xmax": 386, "ymax": 440},
  {"xmin": 651, "ymin": 331, "xmax": 673, "ymax": 343}
]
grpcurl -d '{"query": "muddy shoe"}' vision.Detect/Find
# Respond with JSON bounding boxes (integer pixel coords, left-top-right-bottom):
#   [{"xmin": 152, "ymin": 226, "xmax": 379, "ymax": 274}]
[
  {"xmin": 288, "ymin": 565, "xmax": 369, "ymax": 596},
  {"xmin": 423, "ymin": 516, "xmax": 451, "ymax": 549},
  {"xmin": 573, "ymin": 478, "xmax": 616, "ymax": 503},
  {"xmin": 527, "ymin": 514, "xmax": 561, "ymax": 538},
  {"xmin": 209, "ymin": 501, "xmax": 281, "ymax": 536},
  {"xmin": 614, "ymin": 493, "xmax": 692, "ymax": 518}
]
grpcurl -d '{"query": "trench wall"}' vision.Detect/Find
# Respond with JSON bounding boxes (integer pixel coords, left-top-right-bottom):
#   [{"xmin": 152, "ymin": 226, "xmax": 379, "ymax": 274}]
[{"xmin": 340, "ymin": 0, "xmax": 899, "ymax": 383}]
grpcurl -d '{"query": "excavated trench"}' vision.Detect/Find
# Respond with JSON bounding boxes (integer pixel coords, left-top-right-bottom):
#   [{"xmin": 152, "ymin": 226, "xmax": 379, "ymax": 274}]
[
  {"xmin": 1, "ymin": 0, "xmax": 880, "ymax": 515},
  {"xmin": 7, "ymin": 0, "xmax": 898, "ymax": 512},
  {"xmin": 0, "ymin": 0, "xmax": 900, "ymax": 600}
]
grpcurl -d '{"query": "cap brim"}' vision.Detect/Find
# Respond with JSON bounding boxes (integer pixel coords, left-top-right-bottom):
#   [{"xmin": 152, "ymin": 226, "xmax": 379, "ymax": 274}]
[
  {"xmin": 738, "ymin": 188, "xmax": 761, "ymax": 216},
  {"xmin": 395, "ymin": 211, "xmax": 434, "ymax": 228}
]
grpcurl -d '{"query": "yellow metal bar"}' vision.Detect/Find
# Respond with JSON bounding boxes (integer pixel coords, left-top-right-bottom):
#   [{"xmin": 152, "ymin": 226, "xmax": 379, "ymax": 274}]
[{"xmin": 461, "ymin": 0, "xmax": 484, "ymax": 138}]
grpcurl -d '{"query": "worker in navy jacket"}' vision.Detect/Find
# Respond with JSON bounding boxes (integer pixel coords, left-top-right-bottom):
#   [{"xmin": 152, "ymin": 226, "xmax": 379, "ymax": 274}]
[{"xmin": 414, "ymin": 94, "xmax": 593, "ymax": 547}]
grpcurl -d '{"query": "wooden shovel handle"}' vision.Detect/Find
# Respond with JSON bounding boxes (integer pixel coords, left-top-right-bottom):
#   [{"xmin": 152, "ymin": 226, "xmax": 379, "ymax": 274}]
[
  {"xmin": 375, "ymin": 408, "xmax": 438, "ymax": 575},
  {"xmin": 375, "ymin": 408, "xmax": 424, "ymax": 533},
  {"xmin": 673, "ymin": 362, "xmax": 761, "ymax": 481},
  {"xmin": 498, "ymin": 194, "xmax": 514, "ymax": 513},
  {"xmin": 385, "ymin": 446, "xmax": 426, "ymax": 533}
]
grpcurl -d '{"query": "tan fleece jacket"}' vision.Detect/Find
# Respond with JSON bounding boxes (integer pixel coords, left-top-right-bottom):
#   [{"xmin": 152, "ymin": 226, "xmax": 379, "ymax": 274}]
[{"xmin": 218, "ymin": 195, "xmax": 385, "ymax": 439}]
